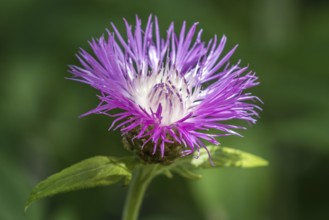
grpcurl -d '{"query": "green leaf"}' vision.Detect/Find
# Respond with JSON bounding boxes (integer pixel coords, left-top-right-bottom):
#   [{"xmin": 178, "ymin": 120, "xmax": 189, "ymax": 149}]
[
  {"xmin": 191, "ymin": 145, "xmax": 269, "ymax": 168},
  {"xmin": 172, "ymin": 166, "xmax": 203, "ymax": 180},
  {"xmin": 161, "ymin": 168, "xmax": 174, "ymax": 178},
  {"xmin": 25, "ymin": 156, "xmax": 135, "ymax": 212}
]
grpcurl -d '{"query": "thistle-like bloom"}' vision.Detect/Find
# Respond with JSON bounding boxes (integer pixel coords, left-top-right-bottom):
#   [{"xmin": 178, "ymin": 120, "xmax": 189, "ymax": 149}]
[{"xmin": 70, "ymin": 15, "xmax": 261, "ymax": 163}]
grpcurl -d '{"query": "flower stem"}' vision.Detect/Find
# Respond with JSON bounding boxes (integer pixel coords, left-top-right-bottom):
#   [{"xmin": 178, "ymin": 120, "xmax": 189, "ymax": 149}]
[{"xmin": 122, "ymin": 164, "xmax": 158, "ymax": 220}]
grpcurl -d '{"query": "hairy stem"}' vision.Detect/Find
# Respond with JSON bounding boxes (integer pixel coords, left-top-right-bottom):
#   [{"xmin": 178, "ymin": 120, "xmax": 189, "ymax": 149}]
[{"xmin": 122, "ymin": 164, "xmax": 158, "ymax": 220}]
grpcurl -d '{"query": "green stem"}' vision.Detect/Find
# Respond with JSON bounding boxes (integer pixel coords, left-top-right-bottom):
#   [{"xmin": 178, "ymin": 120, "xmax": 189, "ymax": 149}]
[{"xmin": 122, "ymin": 164, "xmax": 158, "ymax": 220}]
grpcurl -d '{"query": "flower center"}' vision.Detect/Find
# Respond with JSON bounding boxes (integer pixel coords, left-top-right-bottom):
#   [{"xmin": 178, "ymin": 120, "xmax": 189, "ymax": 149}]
[{"xmin": 132, "ymin": 68, "xmax": 197, "ymax": 125}]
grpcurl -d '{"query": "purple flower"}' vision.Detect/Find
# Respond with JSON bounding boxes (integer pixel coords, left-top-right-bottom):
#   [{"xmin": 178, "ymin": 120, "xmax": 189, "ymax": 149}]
[{"xmin": 69, "ymin": 15, "xmax": 261, "ymax": 161}]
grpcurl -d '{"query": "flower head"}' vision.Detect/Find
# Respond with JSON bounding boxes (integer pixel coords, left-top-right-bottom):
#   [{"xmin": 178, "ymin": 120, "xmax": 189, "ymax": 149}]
[{"xmin": 69, "ymin": 15, "xmax": 261, "ymax": 163}]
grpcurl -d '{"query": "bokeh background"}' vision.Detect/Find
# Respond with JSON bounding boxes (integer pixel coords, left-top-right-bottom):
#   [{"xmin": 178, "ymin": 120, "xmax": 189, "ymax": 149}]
[{"xmin": 1, "ymin": 0, "xmax": 329, "ymax": 219}]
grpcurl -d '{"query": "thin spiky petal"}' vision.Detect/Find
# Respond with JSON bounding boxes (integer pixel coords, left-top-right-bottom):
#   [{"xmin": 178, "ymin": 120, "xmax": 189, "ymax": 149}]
[{"xmin": 69, "ymin": 15, "xmax": 261, "ymax": 158}]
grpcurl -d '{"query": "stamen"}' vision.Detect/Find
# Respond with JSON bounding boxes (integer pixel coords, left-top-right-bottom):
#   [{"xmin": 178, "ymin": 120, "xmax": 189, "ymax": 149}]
[{"xmin": 133, "ymin": 66, "xmax": 197, "ymax": 125}]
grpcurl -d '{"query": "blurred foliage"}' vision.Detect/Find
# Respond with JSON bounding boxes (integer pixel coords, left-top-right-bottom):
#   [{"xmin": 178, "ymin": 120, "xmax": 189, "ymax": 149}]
[{"xmin": 0, "ymin": 0, "xmax": 328, "ymax": 219}]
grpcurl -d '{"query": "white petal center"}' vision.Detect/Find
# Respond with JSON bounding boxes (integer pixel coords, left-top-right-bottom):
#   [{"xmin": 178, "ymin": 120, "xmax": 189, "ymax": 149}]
[{"xmin": 132, "ymin": 67, "xmax": 199, "ymax": 125}]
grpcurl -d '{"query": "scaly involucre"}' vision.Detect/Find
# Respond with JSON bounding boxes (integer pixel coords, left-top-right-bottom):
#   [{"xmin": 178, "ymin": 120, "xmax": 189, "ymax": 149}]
[{"xmin": 69, "ymin": 15, "xmax": 261, "ymax": 158}]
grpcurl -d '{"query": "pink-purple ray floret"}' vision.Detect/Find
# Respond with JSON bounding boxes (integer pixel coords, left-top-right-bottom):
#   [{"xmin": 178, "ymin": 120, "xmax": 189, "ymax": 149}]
[{"xmin": 69, "ymin": 15, "xmax": 261, "ymax": 158}]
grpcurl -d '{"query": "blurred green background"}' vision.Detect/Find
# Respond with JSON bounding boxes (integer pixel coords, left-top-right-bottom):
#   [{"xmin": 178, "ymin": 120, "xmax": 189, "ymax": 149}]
[{"xmin": 1, "ymin": 0, "xmax": 329, "ymax": 219}]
